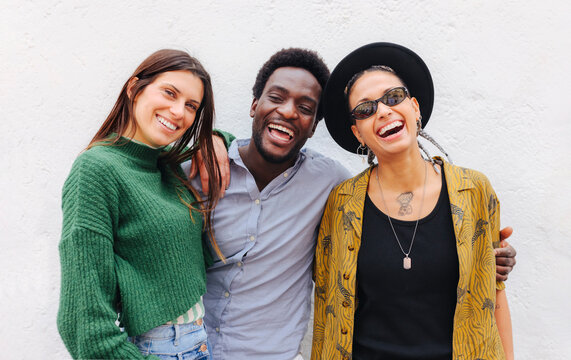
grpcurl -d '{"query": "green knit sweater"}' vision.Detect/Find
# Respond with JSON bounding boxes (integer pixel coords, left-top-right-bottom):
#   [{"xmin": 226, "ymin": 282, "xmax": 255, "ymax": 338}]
[{"xmin": 57, "ymin": 140, "xmax": 208, "ymax": 359}]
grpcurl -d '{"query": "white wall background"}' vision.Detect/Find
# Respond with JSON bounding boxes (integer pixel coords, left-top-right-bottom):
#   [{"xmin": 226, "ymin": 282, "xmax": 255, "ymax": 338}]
[{"xmin": 1, "ymin": 0, "xmax": 570, "ymax": 358}]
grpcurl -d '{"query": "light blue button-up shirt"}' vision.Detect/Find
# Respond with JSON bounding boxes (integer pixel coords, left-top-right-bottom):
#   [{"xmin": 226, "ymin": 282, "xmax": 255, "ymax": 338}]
[{"xmin": 190, "ymin": 139, "xmax": 350, "ymax": 360}]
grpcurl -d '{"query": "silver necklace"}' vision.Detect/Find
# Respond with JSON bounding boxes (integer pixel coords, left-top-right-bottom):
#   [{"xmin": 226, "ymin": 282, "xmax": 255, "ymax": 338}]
[{"xmin": 375, "ymin": 161, "xmax": 427, "ymax": 270}]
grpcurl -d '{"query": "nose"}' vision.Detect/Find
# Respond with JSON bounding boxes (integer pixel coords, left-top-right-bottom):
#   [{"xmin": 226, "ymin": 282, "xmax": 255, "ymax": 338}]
[
  {"xmin": 276, "ymin": 99, "xmax": 298, "ymax": 120},
  {"xmin": 375, "ymin": 100, "xmax": 392, "ymax": 118},
  {"xmin": 170, "ymin": 100, "xmax": 185, "ymax": 119}
]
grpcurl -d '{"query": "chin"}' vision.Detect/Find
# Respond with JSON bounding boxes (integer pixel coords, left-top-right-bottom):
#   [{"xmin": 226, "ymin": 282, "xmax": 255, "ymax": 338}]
[
  {"xmin": 260, "ymin": 149, "xmax": 296, "ymax": 164},
  {"xmin": 257, "ymin": 142, "xmax": 298, "ymax": 164}
]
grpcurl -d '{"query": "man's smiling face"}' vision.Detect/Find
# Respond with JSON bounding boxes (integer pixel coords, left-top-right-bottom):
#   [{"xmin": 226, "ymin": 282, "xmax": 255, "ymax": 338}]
[{"xmin": 250, "ymin": 67, "xmax": 322, "ymax": 164}]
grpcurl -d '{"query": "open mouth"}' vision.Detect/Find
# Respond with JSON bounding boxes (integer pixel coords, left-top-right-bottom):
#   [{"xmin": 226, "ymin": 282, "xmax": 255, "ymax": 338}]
[
  {"xmin": 378, "ymin": 120, "xmax": 404, "ymax": 138},
  {"xmin": 267, "ymin": 123, "xmax": 294, "ymax": 141},
  {"xmin": 157, "ymin": 115, "xmax": 178, "ymax": 131}
]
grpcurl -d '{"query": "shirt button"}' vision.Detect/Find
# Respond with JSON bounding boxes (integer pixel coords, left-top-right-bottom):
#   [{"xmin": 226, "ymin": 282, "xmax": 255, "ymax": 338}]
[
  {"xmin": 347, "ymin": 245, "xmax": 355, "ymax": 251},
  {"xmin": 249, "ymin": 235, "xmax": 255, "ymax": 241},
  {"xmin": 341, "ymin": 328, "xmax": 348, "ymax": 335},
  {"xmin": 224, "ymin": 291, "xmax": 230, "ymax": 298},
  {"xmin": 237, "ymin": 261, "xmax": 243, "ymax": 267},
  {"xmin": 283, "ymin": 172, "xmax": 288, "ymax": 177},
  {"xmin": 342, "ymin": 301, "xmax": 349, "ymax": 308},
  {"xmin": 215, "ymin": 327, "xmax": 220, "ymax": 332},
  {"xmin": 255, "ymin": 199, "xmax": 260, "ymax": 205}
]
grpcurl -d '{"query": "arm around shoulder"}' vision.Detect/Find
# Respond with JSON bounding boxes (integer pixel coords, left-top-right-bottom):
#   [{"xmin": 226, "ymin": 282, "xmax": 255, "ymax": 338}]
[
  {"xmin": 188, "ymin": 129, "xmax": 236, "ymax": 196},
  {"xmin": 212, "ymin": 129, "xmax": 236, "ymax": 148}
]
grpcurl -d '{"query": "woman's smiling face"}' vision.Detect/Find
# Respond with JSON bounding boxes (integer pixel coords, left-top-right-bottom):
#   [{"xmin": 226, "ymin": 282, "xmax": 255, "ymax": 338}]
[
  {"xmin": 129, "ymin": 70, "xmax": 204, "ymax": 148},
  {"xmin": 348, "ymin": 70, "xmax": 420, "ymax": 159}
]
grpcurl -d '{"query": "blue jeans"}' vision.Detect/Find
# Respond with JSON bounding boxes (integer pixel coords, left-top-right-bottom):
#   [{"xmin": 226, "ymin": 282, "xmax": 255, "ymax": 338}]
[{"xmin": 129, "ymin": 320, "xmax": 210, "ymax": 360}]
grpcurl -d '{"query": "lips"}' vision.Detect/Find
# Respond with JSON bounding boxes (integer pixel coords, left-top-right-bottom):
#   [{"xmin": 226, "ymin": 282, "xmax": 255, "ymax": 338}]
[
  {"xmin": 378, "ymin": 120, "xmax": 404, "ymax": 138},
  {"xmin": 157, "ymin": 115, "xmax": 178, "ymax": 131},
  {"xmin": 267, "ymin": 123, "xmax": 294, "ymax": 142}
]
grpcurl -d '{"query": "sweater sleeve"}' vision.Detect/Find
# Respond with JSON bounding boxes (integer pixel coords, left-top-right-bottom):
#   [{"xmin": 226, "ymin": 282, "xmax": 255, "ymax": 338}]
[{"xmin": 57, "ymin": 154, "xmax": 158, "ymax": 359}]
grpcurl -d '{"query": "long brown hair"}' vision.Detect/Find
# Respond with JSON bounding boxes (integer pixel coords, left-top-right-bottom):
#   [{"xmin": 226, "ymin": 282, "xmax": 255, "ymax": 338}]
[{"xmin": 88, "ymin": 49, "xmax": 224, "ymax": 260}]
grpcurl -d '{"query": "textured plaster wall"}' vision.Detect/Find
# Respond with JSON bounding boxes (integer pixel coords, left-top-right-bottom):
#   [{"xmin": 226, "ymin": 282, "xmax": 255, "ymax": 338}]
[{"xmin": 1, "ymin": 1, "xmax": 569, "ymax": 358}]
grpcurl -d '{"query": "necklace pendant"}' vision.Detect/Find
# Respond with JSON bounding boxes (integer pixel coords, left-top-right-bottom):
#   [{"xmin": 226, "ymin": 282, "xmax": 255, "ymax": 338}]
[{"xmin": 403, "ymin": 256, "xmax": 412, "ymax": 270}]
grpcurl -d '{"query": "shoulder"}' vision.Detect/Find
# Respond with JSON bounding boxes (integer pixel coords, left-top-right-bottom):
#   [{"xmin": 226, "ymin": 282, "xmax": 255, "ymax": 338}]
[
  {"xmin": 65, "ymin": 145, "xmax": 120, "ymax": 190},
  {"xmin": 300, "ymin": 147, "xmax": 352, "ymax": 182},
  {"xmin": 300, "ymin": 147, "xmax": 344, "ymax": 169},
  {"xmin": 62, "ymin": 147, "xmax": 122, "ymax": 220},
  {"xmin": 73, "ymin": 145, "xmax": 118, "ymax": 169},
  {"xmin": 321, "ymin": 167, "xmax": 370, "ymax": 211},
  {"xmin": 441, "ymin": 159, "xmax": 495, "ymax": 195},
  {"xmin": 332, "ymin": 167, "xmax": 370, "ymax": 194},
  {"xmin": 444, "ymin": 162, "xmax": 490, "ymax": 184}
]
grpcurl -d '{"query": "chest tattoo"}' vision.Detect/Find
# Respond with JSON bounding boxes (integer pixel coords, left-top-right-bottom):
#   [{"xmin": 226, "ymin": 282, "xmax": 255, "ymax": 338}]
[{"xmin": 397, "ymin": 191, "xmax": 414, "ymax": 216}]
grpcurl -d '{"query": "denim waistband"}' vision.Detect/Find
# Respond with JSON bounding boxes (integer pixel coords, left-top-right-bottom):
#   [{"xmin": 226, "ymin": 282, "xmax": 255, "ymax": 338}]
[{"xmin": 137, "ymin": 319, "xmax": 204, "ymax": 340}]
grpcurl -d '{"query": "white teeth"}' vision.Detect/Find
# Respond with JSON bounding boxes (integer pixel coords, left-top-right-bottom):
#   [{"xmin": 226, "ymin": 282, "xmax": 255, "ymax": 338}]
[
  {"xmin": 268, "ymin": 124, "xmax": 294, "ymax": 137},
  {"xmin": 379, "ymin": 121, "xmax": 403, "ymax": 136},
  {"xmin": 157, "ymin": 115, "xmax": 177, "ymax": 130}
]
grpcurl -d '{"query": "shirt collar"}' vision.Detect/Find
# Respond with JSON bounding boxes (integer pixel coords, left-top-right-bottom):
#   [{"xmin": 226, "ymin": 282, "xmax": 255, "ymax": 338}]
[{"xmin": 228, "ymin": 139, "xmax": 308, "ymax": 196}]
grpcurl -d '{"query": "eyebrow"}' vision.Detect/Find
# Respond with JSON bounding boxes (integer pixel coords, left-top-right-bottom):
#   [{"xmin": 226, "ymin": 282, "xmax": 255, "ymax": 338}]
[
  {"xmin": 164, "ymin": 83, "xmax": 201, "ymax": 105},
  {"xmin": 268, "ymin": 85, "xmax": 318, "ymax": 105}
]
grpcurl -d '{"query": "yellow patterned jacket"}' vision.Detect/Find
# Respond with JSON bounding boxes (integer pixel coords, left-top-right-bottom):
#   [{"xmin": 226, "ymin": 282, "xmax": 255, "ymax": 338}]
[{"xmin": 311, "ymin": 159, "xmax": 505, "ymax": 360}]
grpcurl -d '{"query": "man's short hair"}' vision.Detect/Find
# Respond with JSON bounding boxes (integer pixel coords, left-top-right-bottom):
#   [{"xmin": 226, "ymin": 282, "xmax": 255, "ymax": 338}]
[{"xmin": 252, "ymin": 48, "xmax": 330, "ymax": 121}]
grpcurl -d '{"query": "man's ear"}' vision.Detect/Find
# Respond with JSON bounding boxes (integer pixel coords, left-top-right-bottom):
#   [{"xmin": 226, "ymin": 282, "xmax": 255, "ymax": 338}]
[
  {"xmin": 249, "ymin": 98, "xmax": 258, "ymax": 118},
  {"xmin": 126, "ymin": 77, "xmax": 139, "ymax": 99},
  {"xmin": 308, "ymin": 118, "xmax": 319, "ymax": 138}
]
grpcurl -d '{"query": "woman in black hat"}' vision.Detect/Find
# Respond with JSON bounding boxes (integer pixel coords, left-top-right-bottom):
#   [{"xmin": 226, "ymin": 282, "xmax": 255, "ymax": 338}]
[{"xmin": 312, "ymin": 43, "xmax": 513, "ymax": 360}]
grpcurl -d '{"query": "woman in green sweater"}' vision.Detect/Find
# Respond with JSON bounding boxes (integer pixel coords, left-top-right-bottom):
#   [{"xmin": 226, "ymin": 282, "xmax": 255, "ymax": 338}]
[{"xmin": 57, "ymin": 49, "xmax": 227, "ymax": 359}]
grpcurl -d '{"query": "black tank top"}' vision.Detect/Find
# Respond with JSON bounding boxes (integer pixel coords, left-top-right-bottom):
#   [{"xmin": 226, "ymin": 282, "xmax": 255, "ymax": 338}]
[{"xmin": 352, "ymin": 170, "xmax": 459, "ymax": 360}]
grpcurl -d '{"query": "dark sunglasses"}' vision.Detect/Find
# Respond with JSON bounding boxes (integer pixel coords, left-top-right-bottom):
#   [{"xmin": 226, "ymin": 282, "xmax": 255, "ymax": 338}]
[{"xmin": 350, "ymin": 86, "xmax": 409, "ymax": 120}]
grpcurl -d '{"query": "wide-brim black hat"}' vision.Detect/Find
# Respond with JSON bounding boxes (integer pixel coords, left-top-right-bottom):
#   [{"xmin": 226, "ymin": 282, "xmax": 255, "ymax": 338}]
[{"xmin": 323, "ymin": 42, "xmax": 434, "ymax": 153}]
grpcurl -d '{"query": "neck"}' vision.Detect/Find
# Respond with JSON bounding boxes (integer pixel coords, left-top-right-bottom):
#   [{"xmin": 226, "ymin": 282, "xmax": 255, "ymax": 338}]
[
  {"xmin": 239, "ymin": 140, "xmax": 297, "ymax": 191},
  {"xmin": 376, "ymin": 149, "xmax": 427, "ymax": 191}
]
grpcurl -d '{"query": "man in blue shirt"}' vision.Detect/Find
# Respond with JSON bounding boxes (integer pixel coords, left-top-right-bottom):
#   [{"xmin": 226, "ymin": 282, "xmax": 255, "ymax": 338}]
[{"xmin": 187, "ymin": 48, "xmax": 516, "ymax": 360}]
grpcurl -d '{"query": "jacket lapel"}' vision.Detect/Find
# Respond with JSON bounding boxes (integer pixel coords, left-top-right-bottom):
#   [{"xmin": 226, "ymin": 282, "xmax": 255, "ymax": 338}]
[{"xmin": 337, "ymin": 167, "xmax": 372, "ymax": 241}]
